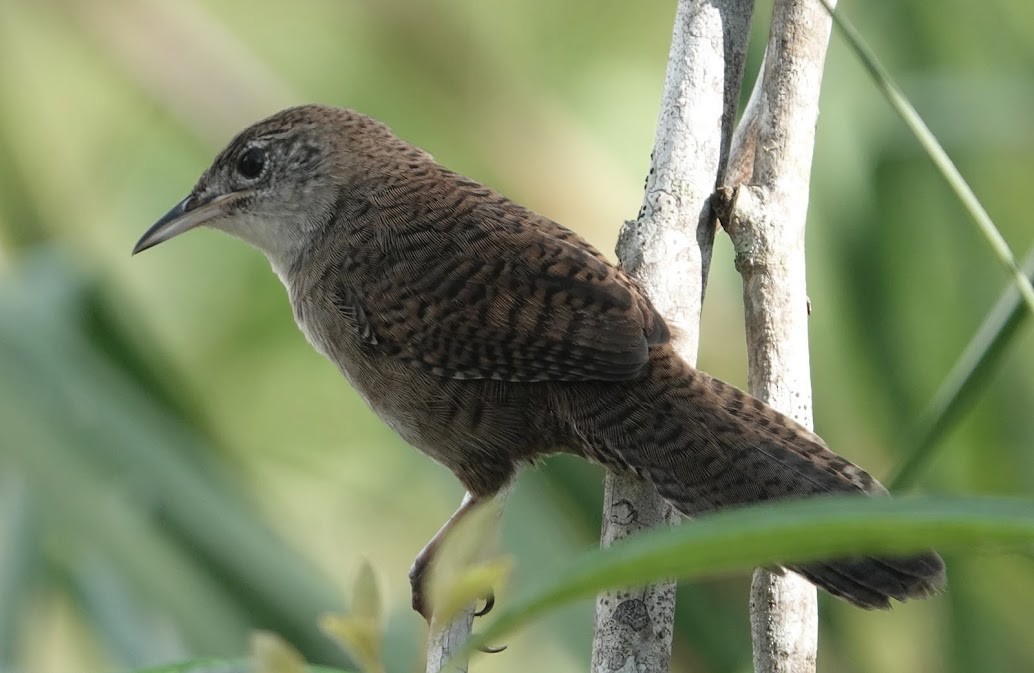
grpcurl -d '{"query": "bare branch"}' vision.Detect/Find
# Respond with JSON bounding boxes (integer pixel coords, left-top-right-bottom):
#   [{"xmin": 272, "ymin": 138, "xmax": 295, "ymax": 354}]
[
  {"xmin": 727, "ymin": 61, "xmax": 764, "ymax": 187},
  {"xmin": 594, "ymin": 0, "xmax": 754, "ymax": 670},
  {"xmin": 426, "ymin": 609, "xmax": 475, "ymax": 673},
  {"xmin": 721, "ymin": 0, "xmax": 840, "ymax": 671},
  {"xmin": 424, "ymin": 487, "xmax": 511, "ymax": 673}
]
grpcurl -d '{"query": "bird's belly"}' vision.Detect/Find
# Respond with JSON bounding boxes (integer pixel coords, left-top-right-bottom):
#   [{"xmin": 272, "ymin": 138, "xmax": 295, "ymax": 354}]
[
  {"xmin": 297, "ymin": 316, "xmax": 433, "ymax": 447},
  {"xmin": 346, "ymin": 361, "xmax": 538, "ymax": 494},
  {"xmin": 295, "ymin": 305, "xmax": 539, "ymax": 494},
  {"xmin": 291, "ymin": 295, "xmax": 558, "ymax": 494}
]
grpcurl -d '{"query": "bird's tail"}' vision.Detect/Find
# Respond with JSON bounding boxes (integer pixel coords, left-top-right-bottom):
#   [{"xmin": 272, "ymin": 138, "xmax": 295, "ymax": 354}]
[{"xmin": 568, "ymin": 347, "xmax": 945, "ymax": 608}]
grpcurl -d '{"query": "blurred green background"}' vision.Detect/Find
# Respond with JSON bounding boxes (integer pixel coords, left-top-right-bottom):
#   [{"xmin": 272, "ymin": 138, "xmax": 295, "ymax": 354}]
[{"xmin": 1, "ymin": 1, "xmax": 1032, "ymax": 672}]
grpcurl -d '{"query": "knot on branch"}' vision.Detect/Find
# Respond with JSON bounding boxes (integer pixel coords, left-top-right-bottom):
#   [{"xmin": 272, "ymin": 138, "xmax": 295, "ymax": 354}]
[
  {"xmin": 618, "ymin": 186, "xmax": 682, "ymax": 272},
  {"xmin": 614, "ymin": 599, "xmax": 650, "ymax": 630},
  {"xmin": 714, "ymin": 184, "xmax": 802, "ymax": 275},
  {"xmin": 617, "ymin": 219, "xmax": 646, "ymax": 277}
]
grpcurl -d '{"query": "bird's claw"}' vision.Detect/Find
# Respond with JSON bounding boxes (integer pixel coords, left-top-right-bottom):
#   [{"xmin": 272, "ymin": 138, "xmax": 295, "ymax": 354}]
[
  {"xmin": 411, "ymin": 567, "xmax": 507, "ymax": 654},
  {"xmin": 410, "ymin": 553, "xmax": 499, "ymax": 624},
  {"xmin": 472, "ymin": 591, "xmax": 507, "ymax": 652},
  {"xmin": 478, "ymin": 642, "xmax": 507, "ymax": 654},
  {"xmin": 474, "ymin": 591, "xmax": 495, "ymax": 617}
]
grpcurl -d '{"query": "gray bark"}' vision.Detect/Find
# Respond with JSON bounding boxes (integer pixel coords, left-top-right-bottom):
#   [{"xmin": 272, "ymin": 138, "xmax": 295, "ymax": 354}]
[
  {"xmin": 721, "ymin": 0, "xmax": 840, "ymax": 670},
  {"xmin": 593, "ymin": 1, "xmax": 753, "ymax": 671},
  {"xmin": 426, "ymin": 608, "xmax": 475, "ymax": 673}
]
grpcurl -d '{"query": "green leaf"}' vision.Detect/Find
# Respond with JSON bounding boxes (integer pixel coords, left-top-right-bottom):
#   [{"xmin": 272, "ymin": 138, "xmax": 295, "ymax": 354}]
[
  {"xmin": 459, "ymin": 495, "xmax": 1034, "ymax": 656},
  {"xmin": 432, "ymin": 557, "xmax": 513, "ymax": 626},
  {"xmin": 351, "ymin": 560, "xmax": 381, "ymax": 624},
  {"xmin": 426, "ymin": 498, "xmax": 510, "ymax": 623},
  {"xmin": 317, "ymin": 561, "xmax": 387, "ymax": 673},
  {"xmin": 126, "ymin": 659, "xmax": 251, "ymax": 673},
  {"xmin": 318, "ymin": 614, "xmax": 384, "ymax": 673},
  {"xmin": 252, "ymin": 631, "xmax": 308, "ymax": 673},
  {"xmin": 120, "ymin": 657, "xmax": 353, "ymax": 673},
  {"xmin": 0, "ymin": 255, "xmax": 349, "ymax": 662},
  {"xmin": 0, "ymin": 474, "xmax": 38, "ymax": 668}
]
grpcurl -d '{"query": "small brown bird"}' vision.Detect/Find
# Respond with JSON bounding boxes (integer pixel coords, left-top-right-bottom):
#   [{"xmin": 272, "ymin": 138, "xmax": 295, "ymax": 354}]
[{"xmin": 134, "ymin": 104, "xmax": 944, "ymax": 621}]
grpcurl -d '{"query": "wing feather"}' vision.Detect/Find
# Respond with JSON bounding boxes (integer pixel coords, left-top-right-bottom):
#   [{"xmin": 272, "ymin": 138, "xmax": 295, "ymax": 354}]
[{"xmin": 336, "ymin": 173, "xmax": 667, "ymax": 382}]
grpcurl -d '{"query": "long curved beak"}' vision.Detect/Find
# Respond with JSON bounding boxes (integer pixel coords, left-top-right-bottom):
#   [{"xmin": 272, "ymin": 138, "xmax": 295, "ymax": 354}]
[{"xmin": 132, "ymin": 193, "xmax": 233, "ymax": 255}]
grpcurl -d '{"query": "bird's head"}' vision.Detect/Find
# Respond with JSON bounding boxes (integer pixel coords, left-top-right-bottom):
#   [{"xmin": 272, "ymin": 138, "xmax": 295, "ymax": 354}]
[{"xmin": 133, "ymin": 104, "xmax": 409, "ymax": 276}]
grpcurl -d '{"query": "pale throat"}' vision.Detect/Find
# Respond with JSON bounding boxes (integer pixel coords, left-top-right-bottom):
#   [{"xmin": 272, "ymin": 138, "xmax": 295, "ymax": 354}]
[{"xmin": 216, "ymin": 212, "xmax": 315, "ymax": 287}]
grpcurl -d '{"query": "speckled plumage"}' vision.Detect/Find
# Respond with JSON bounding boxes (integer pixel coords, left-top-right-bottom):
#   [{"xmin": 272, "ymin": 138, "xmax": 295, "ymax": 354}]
[{"xmin": 136, "ymin": 104, "xmax": 945, "ymax": 618}]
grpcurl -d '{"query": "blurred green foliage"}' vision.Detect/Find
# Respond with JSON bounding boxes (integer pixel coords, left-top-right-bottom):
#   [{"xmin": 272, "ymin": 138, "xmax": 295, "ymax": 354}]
[{"xmin": 0, "ymin": 1, "xmax": 1031, "ymax": 672}]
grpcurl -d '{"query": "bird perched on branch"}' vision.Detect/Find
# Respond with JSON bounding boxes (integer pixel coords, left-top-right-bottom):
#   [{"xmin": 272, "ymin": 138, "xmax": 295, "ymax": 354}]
[{"xmin": 134, "ymin": 104, "xmax": 945, "ymax": 622}]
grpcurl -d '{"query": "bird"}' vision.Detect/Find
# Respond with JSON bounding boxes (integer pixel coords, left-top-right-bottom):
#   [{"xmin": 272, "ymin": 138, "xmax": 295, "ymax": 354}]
[{"xmin": 133, "ymin": 104, "xmax": 945, "ymax": 623}]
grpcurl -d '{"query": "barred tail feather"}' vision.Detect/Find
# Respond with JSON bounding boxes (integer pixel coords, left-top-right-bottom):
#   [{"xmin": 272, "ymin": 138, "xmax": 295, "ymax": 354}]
[{"xmin": 573, "ymin": 347, "xmax": 946, "ymax": 607}]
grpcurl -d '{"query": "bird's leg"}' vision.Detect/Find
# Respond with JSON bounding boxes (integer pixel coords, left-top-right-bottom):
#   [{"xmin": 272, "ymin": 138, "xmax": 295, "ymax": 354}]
[{"xmin": 409, "ymin": 491, "xmax": 485, "ymax": 622}]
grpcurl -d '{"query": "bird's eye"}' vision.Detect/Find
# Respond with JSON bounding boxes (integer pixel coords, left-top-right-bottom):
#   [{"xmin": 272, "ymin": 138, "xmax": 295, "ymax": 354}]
[{"xmin": 237, "ymin": 147, "xmax": 266, "ymax": 179}]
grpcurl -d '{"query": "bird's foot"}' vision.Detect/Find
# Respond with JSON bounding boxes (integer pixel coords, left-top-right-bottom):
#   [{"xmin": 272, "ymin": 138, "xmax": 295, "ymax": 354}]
[
  {"xmin": 409, "ymin": 556, "xmax": 498, "ymax": 621},
  {"xmin": 409, "ymin": 492, "xmax": 507, "ymax": 653},
  {"xmin": 408, "ymin": 551, "xmax": 434, "ymax": 623},
  {"xmin": 409, "ymin": 556, "xmax": 505, "ymax": 653}
]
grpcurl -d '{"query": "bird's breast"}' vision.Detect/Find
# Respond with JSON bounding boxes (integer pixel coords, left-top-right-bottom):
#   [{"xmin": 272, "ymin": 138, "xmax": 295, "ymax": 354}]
[
  {"xmin": 287, "ymin": 287, "xmax": 561, "ymax": 495},
  {"xmin": 290, "ymin": 288, "xmax": 464, "ymax": 452}
]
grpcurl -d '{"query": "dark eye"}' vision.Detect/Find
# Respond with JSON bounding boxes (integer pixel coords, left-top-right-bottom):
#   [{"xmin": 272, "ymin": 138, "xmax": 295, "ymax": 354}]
[{"xmin": 237, "ymin": 147, "xmax": 266, "ymax": 179}]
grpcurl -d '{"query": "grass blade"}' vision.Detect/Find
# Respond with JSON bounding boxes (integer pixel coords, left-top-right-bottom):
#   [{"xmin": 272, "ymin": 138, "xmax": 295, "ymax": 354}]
[
  {"xmin": 892, "ymin": 249, "xmax": 1034, "ymax": 490},
  {"xmin": 460, "ymin": 495, "xmax": 1034, "ymax": 654},
  {"xmin": 819, "ymin": 0, "xmax": 1034, "ymax": 315}
]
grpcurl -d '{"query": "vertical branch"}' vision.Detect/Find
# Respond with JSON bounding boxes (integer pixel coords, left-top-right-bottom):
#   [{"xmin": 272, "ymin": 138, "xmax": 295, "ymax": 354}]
[
  {"xmin": 426, "ymin": 609, "xmax": 475, "ymax": 673},
  {"xmin": 594, "ymin": 0, "xmax": 753, "ymax": 671},
  {"xmin": 425, "ymin": 487, "xmax": 511, "ymax": 673},
  {"xmin": 721, "ymin": 0, "xmax": 840, "ymax": 671}
]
